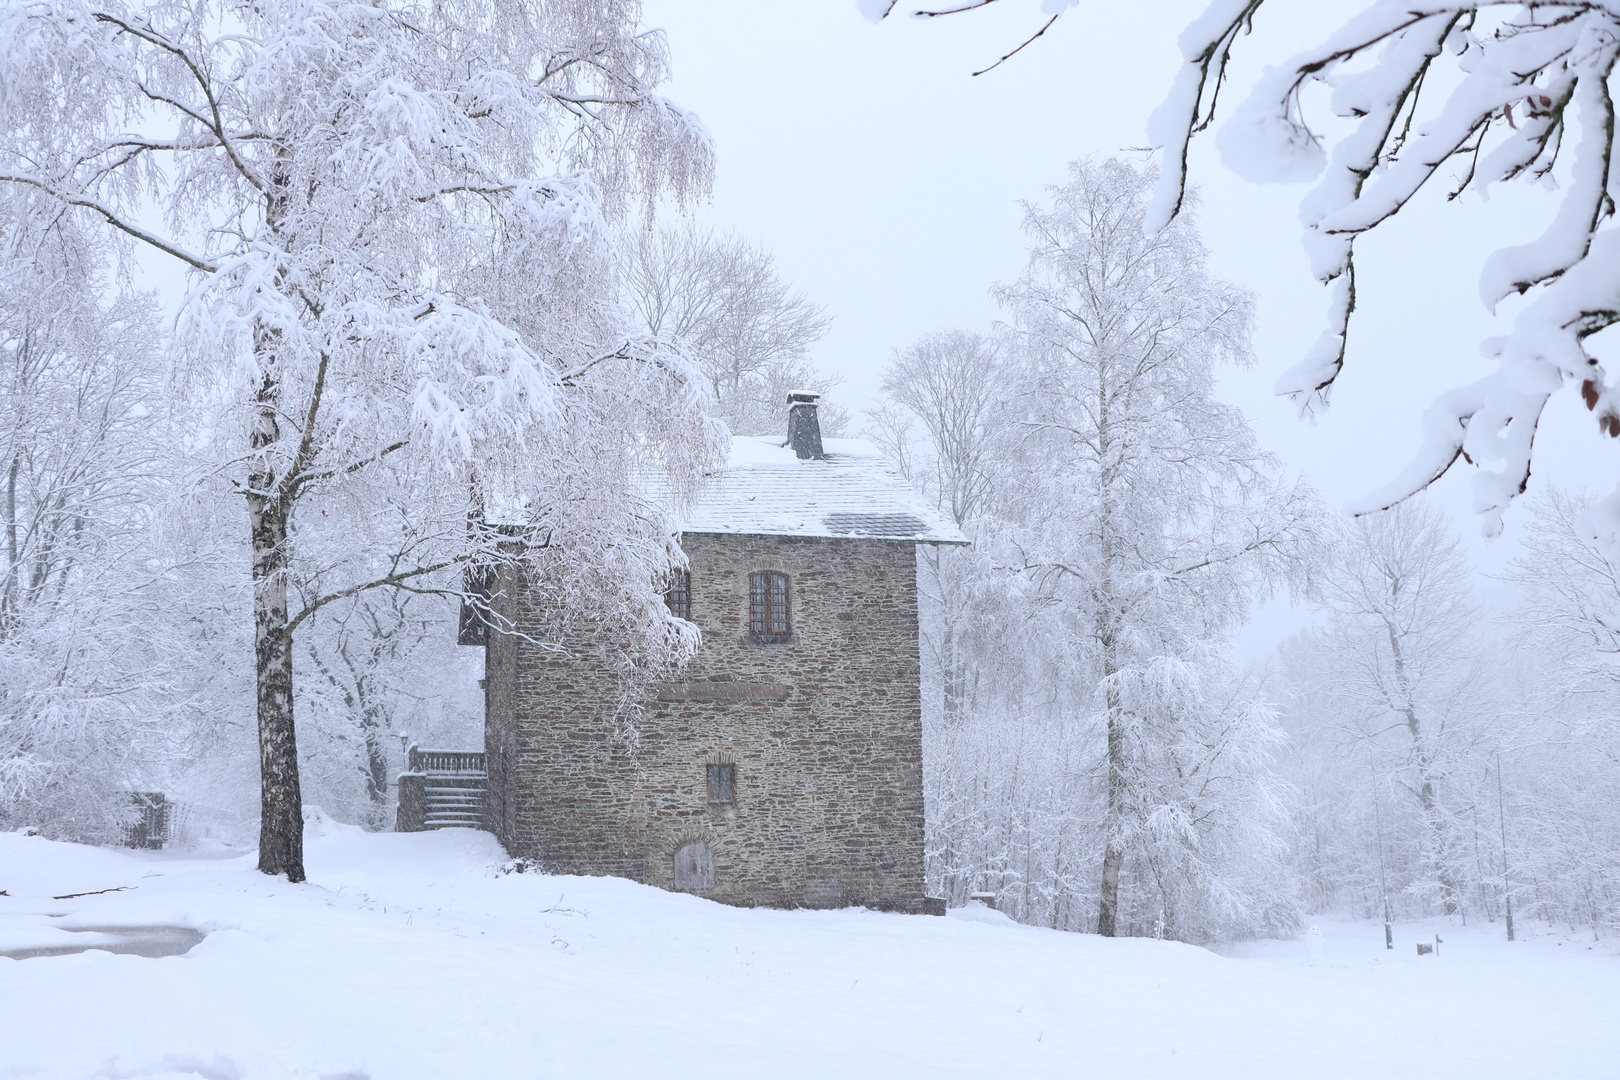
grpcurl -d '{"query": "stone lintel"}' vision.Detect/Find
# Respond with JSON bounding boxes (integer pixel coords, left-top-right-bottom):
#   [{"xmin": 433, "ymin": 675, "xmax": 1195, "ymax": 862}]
[{"xmin": 654, "ymin": 681, "xmax": 791, "ymax": 703}]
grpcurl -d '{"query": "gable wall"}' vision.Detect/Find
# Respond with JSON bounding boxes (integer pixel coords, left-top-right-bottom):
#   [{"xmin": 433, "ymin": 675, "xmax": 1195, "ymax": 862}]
[{"xmin": 484, "ymin": 533, "xmax": 926, "ymax": 911}]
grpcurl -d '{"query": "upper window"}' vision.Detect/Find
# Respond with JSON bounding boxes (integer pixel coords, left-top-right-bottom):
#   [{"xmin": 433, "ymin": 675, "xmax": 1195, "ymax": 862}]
[
  {"xmin": 707, "ymin": 763, "xmax": 735, "ymax": 804},
  {"xmin": 749, "ymin": 572, "xmax": 790, "ymax": 637},
  {"xmin": 665, "ymin": 569, "xmax": 691, "ymax": 620}
]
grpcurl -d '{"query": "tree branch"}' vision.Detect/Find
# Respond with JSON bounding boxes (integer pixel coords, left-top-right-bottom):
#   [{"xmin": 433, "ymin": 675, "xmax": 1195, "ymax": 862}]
[{"xmin": 0, "ymin": 174, "xmax": 216, "ymax": 273}]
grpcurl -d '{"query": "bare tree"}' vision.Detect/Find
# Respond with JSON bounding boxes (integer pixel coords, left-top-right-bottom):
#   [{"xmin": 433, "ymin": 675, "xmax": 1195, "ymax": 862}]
[
  {"xmin": 871, "ymin": 329, "xmax": 1005, "ymax": 528},
  {"xmin": 622, "ymin": 224, "xmax": 838, "ymax": 435},
  {"xmin": 298, "ymin": 591, "xmax": 479, "ymax": 831},
  {"xmin": 868, "ymin": 329, "xmax": 1010, "ymax": 724},
  {"xmin": 1508, "ymin": 488, "xmax": 1620, "ymax": 697},
  {"xmin": 1307, "ymin": 502, "xmax": 1486, "ymax": 915}
]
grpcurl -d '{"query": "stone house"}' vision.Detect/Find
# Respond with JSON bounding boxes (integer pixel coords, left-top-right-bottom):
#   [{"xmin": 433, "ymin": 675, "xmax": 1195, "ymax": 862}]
[{"xmin": 478, "ymin": 394, "xmax": 965, "ymax": 912}]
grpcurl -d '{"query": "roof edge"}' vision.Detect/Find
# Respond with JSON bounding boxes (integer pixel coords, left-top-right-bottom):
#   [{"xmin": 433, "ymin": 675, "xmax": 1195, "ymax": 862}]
[{"xmin": 679, "ymin": 527, "xmax": 971, "ymax": 547}]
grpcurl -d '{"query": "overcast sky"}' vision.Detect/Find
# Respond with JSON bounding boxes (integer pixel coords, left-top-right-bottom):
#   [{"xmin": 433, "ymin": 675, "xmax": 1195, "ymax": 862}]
[{"xmin": 637, "ymin": 0, "xmax": 1615, "ymax": 653}]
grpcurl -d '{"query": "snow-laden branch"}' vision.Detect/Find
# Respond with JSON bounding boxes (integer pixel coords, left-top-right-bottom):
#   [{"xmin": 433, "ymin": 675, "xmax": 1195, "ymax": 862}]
[
  {"xmin": 1149, "ymin": 2, "xmax": 1620, "ymax": 539},
  {"xmin": 0, "ymin": 174, "xmax": 217, "ymax": 272}
]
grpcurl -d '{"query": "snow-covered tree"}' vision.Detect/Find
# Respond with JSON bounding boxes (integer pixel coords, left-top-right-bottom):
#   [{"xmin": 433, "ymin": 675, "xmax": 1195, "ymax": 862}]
[
  {"xmin": 861, "ymin": 1, "xmax": 1620, "ymax": 549},
  {"xmin": 0, "ymin": 197, "xmax": 205, "ymax": 838},
  {"xmin": 997, "ymin": 158, "xmax": 1314, "ymax": 936},
  {"xmin": 0, "ymin": 0, "xmax": 721, "ymax": 879},
  {"xmin": 878, "ymin": 161, "xmax": 1315, "ymax": 941},
  {"xmin": 297, "ymin": 591, "xmax": 480, "ymax": 831},
  {"xmin": 620, "ymin": 223, "xmax": 837, "ymax": 436},
  {"xmin": 1286, "ymin": 502, "xmax": 1490, "ymax": 916},
  {"xmin": 1508, "ymin": 488, "xmax": 1620, "ymax": 698}
]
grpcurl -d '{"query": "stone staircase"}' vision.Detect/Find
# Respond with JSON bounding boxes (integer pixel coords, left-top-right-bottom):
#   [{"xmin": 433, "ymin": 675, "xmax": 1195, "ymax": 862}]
[{"xmin": 396, "ymin": 749, "xmax": 489, "ymax": 832}]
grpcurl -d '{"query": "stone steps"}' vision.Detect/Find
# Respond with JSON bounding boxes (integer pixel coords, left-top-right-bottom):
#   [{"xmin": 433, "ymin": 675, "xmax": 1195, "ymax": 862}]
[
  {"xmin": 396, "ymin": 750, "xmax": 490, "ymax": 834},
  {"xmin": 419, "ymin": 771, "xmax": 488, "ymax": 831}
]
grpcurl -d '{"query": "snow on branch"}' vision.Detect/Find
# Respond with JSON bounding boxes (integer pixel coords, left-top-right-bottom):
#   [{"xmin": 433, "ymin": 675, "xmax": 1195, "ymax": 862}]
[{"xmin": 1145, "ymin": 2, "xmax": 1620, "ymax": 543}]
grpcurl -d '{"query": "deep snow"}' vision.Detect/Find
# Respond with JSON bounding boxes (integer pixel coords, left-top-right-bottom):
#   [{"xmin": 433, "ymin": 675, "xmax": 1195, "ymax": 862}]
[{"xmin": 1, "ymin": 819, "xmax": 1616, "ymax": 1079}]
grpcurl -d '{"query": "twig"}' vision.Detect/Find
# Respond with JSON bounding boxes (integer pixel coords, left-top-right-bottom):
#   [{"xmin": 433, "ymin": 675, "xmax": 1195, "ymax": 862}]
[
  {"xmin": 51, "ymin": 885, "xmax": 134, "ymax": 899},
  {"xmin": 973, "ymin": 14, "xmax": 1059, "ymax": 77}
]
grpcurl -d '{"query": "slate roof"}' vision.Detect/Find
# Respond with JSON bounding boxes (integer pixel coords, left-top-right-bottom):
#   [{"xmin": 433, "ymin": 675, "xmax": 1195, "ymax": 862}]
[{"xmin": 677, "ymin": 436, "xmax": 968, "ymax": 545}]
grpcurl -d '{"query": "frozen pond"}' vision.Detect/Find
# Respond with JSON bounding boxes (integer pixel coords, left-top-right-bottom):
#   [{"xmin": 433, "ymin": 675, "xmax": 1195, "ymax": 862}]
[{"xmin": 0, "ymin": 924, "xmax": 206, "ymax": 961}]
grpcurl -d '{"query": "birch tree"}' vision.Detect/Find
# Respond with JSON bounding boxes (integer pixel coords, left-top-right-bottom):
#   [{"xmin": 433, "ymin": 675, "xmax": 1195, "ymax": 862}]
[
  {"xmin": 0, "ymin": 0, "xmax": 720, "ymax": 879},
  {"xmin": 997, "ymin": 158, "xmax": 1316, "ymax": 935},
  {"xmin": 879, "ymin": 160, "xmax": 1314, "ymax": 939}
]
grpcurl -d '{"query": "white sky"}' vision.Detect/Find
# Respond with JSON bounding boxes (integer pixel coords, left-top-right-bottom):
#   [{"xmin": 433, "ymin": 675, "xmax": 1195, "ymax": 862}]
[{"xmin": 639, "ymin": 0, "xmax": 1620, "ymax": 656}]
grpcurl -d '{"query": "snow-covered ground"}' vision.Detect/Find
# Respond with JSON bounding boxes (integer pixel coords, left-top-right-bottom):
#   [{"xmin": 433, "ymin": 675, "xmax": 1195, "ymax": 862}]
[{"xmin": 2, "ymin": 818, "xmax": 1616, "ymax": 1080}]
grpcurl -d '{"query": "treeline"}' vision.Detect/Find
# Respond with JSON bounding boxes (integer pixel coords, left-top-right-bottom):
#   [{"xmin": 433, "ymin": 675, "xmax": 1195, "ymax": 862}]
[{"xmin": 874, "ymin": 159, "xmax": 1620, "ymax": 943}]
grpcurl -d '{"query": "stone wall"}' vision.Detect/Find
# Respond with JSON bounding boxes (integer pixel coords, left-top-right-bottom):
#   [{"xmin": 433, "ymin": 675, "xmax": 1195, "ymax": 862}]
[
  {"xmin": 396, "ymin": 773, "xmax": 425, "ymax": 833},
  {"xmin": 484, "ymin": 533, "xmax": 927, "ymax": 912}
]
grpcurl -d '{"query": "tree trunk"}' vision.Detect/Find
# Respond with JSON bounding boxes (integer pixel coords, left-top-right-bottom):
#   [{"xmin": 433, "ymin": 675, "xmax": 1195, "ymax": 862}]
[
  {"xmin": 1385, "ymin": 621, "xmax": 1457, "ymax": 914},
  {"xmin": 362, "ymin": 706, "xmax": 390, "ymax": 831},
  {"xmin": 1097, "ymin": 660, "xmax": 1126, "ymax": 936},
  {"xmin": 1414, "ymin": 749, "xmax": 1459, "ymax": 914},
  {"xmin": 249, "ymin": 355, "xmax": 305, "ymax": 882},
  {"xmin": 1095, "ymin": 546, "xmax": 1126, "ymax": 936},
  {"xmin": 1095, "ymin": 368, "xmax": 1125, "ymax": 937}
]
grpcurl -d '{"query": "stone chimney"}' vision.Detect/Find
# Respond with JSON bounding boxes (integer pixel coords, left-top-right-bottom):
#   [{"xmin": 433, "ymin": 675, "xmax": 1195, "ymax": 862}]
[{"xmin": 786, "ymin": 392, "xmax": 824, "ymax": 460}]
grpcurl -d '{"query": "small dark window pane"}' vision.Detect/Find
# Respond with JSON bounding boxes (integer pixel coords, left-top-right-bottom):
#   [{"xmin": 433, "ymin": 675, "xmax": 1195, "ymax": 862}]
[
  {"xmin": 748, "ymin": 572, "xmax": 789, "ymax": 636},
  {"xmin": 665, "ymin": 569, "xmax": 690, "ymax": 620},
  {"xmin": 707, "ymin": 763, "xmax": 735, "ymax": 804}
]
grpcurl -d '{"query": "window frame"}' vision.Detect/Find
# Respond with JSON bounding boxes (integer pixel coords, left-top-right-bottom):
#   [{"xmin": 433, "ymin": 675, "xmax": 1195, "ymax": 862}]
[
  {"xmin": 706, "ymin": 763, "xmax": 736, "ymax": 805},
  {"xmin": 664, "ymin": 568, "xmax": 691, "ymax": 621},
  {"xmin": 748, "ymin": 571, "xmax": 792, "ymax": 641}
]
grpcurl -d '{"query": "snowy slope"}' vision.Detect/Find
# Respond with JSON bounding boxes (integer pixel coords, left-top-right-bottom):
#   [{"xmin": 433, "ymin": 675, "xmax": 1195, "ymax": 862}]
[{"xmin": 1, "ymin": 822, "xmax": 1616, "ymax": 1079}]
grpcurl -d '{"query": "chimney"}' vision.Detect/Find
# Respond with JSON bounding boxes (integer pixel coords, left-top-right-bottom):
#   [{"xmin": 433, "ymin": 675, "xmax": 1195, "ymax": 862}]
[{"xmin": 786, "ymin": 392, "xmax": 824, "ymax": 460}]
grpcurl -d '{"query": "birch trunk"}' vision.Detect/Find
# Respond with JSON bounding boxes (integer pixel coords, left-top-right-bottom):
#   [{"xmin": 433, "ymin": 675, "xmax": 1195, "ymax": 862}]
[
  {"xmin": 1096, "ymin": 597, "xmax": 1125, "ymax": 934},
  {"xmin": 1095, "ymin": 363, "xmax": 1126, "ymax": 937},
  {"xmin": 248, "ymin": 354, "xmax": 305, "ymax": 881}
]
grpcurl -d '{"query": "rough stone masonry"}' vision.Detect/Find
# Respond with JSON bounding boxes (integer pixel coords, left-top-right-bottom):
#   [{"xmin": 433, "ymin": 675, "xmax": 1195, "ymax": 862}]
[{"xmin": 480, "ymin": 394, "xmax": 965, "ymax": 912}]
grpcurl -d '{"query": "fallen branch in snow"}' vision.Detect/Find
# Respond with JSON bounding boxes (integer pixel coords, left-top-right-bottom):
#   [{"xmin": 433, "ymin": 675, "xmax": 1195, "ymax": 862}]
[{"xmin": 51, "ymin": 885, "xmax": 134, "ymax": 900}]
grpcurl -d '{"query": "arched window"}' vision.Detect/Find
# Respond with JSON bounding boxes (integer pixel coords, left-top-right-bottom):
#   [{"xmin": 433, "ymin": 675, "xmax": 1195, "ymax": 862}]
[
  {"xmin": 748, "ymin": 572, "xmax": 790, "ymax": 638},
  {"xmin": 673, "ymin": 840, "xmax": 714, "ymax": 890}
]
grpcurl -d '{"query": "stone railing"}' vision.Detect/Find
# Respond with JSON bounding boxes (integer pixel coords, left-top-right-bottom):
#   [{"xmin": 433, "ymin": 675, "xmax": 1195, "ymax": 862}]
[
  {"xmin": 397, "ymin": 747, "xmax": 488, "ymax": 833},
  {"xmin": 408, "ymin": 748, "xmax": 486, "ymax": 774}
]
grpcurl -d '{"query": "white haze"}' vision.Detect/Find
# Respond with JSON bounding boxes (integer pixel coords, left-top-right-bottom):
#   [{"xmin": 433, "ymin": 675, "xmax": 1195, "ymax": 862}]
[{"xmin": 640, "ymin": 0, "xmax": 1613, "ymax": 650}]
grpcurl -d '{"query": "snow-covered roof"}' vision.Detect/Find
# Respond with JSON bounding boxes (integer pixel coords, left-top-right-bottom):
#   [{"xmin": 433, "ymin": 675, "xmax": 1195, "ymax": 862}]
[{"xmin": 680, "ymin": 436, "xmax": 967, "ymax": 545}]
